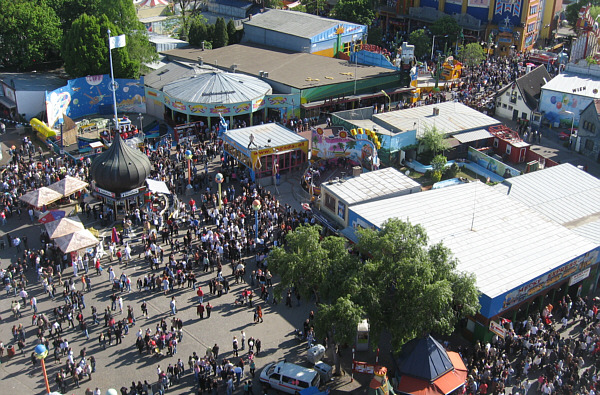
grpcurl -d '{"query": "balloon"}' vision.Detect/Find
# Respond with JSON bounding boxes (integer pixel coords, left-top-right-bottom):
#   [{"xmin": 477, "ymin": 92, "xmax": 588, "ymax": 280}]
[
  {"xmin": 556, "ymin": 102, "xmax": 562, "ymax": 109},
  {"xmin": 550, "ymin": 96, "xmax": 556, "ymax": 104}
]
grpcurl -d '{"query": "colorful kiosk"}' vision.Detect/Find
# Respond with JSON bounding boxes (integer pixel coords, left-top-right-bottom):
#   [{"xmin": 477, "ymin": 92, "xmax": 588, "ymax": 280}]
[{"xmin": 222, "ymin": 123, "xmax": 308, "ymax": 182}]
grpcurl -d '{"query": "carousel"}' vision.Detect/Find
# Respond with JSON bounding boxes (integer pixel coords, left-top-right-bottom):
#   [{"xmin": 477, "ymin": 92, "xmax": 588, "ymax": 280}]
[{"xmin": 160, "ymin": 70, "xmax": 272, "ymax": 131}]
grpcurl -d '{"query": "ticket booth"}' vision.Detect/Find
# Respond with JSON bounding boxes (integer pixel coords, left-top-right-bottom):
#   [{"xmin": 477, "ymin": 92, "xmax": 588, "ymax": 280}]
[{"xmin": 356, "ymin": 319, "xmax": 370, "ymax": 351}]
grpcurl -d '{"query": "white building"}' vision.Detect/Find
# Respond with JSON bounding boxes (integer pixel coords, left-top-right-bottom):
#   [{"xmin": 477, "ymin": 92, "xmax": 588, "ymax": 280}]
[{"xmin": 495, "ymin": 65, "xmax": 551, "ymax": 122}]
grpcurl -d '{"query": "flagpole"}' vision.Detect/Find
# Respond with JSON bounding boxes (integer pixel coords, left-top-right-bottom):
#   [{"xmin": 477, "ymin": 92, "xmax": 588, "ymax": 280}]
[{"xmin": 107, "ymin": 29, "xmax": 119, "ymax": 133}]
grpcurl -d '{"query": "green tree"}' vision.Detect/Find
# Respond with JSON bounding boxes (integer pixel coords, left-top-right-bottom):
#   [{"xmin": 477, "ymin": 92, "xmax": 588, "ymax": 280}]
[
  {"xmin": 62, "ymin": 14, "xmax": 138, "ymax": 78},
  {"xmin": 566, "ymin": 1, "xmax": 600, "ymax": 28},
  {"xmin": 431, "ymin": 15, "xmax": 461, "ymax": 53},
  {"xmin": 96, "ymin": 0, "xmax": 158, "ymax": 73},
  {"xmin": 368, "ymin": 26, "xmax": 384, "ymax": 48},
  {"xmin": 431, "ymin": 154, "xmax": 447, "ymax": 172},
  {"xmin": 174, "ymin": 0, "xmax": 203, "ymax": 40},
  {"xmin": 227, "ymin": 19, "xmax": 238, "ymax": 45},
  {"xmin": 408, "ymin": 29, "xmax": 432, "ymax": 59},
  {"xmin": 314, "ymin": 296, "xmax": 364, "ymax": 373},
  {"xmin": 44, "ymin": 0, "xmax": 100, "ymax": 31},
  {"xmin": 213, "ymin": 17, "xmax": 228, "ymax": 48},
  {"xmin": 188, "ymin": 15, "xmax": 209, "ymax": 47},
  {"xmin": 356, "ymin": 219, "xmax": 480, "ymax": 350},
  {"xmin": 0, "ymin": 0, "xmax": 63, "ymax": 71},
  {"xmin": 458, "ymin": 42, "xmax": 486, "ymax": 67},
  {"xmin": 269, "ymin": 225, "xmax": 360, "ymax": 303},
  {"xmin": 331, "ymin": 0, "xmax": 375, "ymax": 25},
  {"xmin": 418, "ymin": 126, "xmax": 450, "ymax": 156}
]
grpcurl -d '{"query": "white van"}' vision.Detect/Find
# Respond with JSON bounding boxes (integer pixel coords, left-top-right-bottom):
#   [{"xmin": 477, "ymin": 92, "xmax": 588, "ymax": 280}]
[{"xmin": 260, "ymin": 361, "xmax": 321, "ymax": 394}]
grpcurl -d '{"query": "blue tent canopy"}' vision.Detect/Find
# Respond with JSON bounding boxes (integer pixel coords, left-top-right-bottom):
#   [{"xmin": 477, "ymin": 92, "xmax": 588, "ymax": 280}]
[{"xmin": 393, "ymin": 335, "xmax": 453, "ymax": 382}]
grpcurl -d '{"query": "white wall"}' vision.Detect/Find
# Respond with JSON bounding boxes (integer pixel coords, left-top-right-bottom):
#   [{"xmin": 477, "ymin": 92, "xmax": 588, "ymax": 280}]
[
  {"xmin": 16, "ymin": 90, "xmax": 46, "ymax": 120},
  {"xmin": 495, "ymin": 87, "xmax": 532, "ymax": 120}
]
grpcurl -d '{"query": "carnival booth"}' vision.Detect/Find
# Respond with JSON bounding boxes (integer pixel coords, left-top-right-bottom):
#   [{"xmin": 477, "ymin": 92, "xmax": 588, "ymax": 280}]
[{"xmin": 222, "ymin": 123, "xmax": 308, "ymax": 182}]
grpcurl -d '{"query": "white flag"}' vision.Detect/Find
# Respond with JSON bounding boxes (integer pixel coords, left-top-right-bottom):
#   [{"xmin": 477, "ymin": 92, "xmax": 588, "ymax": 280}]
[{"xmin": 109, "ymin": 34, "xmax": 126, "ymax": 49}]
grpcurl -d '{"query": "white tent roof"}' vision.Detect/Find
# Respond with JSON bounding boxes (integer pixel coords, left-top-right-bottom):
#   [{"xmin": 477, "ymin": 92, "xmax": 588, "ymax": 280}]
[
  {"xmin": 146, "ymin": 179, "xmax": 171, "ymax": 194},
  {"xmin": 163, "ymin": 70, "xmax": 272, "ymax": 104},
  {"xmin": 138, "ymin": 0, "xmax": 169, "ymax": 7},
  {"xmin": 55, "ymin": 229, "xmax": 99, "ymax": 253},
  {"xmin": 45, "ymin": 217, "xmax": 85, "ymax": 239}
]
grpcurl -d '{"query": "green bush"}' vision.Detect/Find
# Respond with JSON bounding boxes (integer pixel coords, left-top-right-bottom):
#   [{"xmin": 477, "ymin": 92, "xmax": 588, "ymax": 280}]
[
  {"xmin": 444, "ymin": 163, "xmax": 460, "ymax": 179},
  {"xmin": 431, "ymin": 170, "xmax": 442, "ymax": 183}
]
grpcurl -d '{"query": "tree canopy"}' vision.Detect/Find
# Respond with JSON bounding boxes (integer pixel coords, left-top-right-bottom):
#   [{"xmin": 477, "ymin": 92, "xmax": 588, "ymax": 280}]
[
  {"xmin": 62, "ymin": 14, "xmax": 138, "ymax": 79},
  {"xmin": 355, "ymin": 219, "xmax": 480, "ymax": 350},
  {"xmin": 213, "ymin": 17, "xmax": 229, "ymax": 48},
  {"xmin": 408, "ymin": 29, "xmax": 432, "ymax": 59},
  {"xmin": 331, "ymin": 0, "xmax": 375, "ymax": 26},
  {"xmin": 430, "ymin": 16, "xmax": 461, "ymax": 55},
  {"xmin": 418, "ymin": 126, "xmax": 450, "ymax": 157},
  {"xmin": 0, "ymin": 0, "xmax": 63, "ymax": 71},
  {"xmin": 268, "ymin": 220, "xmax": 480, "ymax": 352},
  {"xmin": 458, "ymin": 43, "xmax": 486, "ymax": 67}
]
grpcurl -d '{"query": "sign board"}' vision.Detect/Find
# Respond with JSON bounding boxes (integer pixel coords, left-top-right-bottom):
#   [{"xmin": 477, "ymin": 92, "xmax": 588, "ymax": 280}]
[
  {"xmin": 489, "ymin": 321, "xmax": 506, "ymax": 338},
  {"xmin": 569, "ymin": 267, "xmax": 591, "ymax": 286},
  {"xmin": 352, "ymin": 360, "xmax": 375, "ymax": 374}
]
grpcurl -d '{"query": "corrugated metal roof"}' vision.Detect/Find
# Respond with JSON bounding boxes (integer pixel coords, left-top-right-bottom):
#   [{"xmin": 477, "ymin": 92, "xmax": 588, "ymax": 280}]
[
  {"xmin": 163, "ymin": 70, "xmax": 272, "ymax": 104},
  {"xmin": 453, "ymin": 129, "xmax": 493, "ymax": 143},
  {"xmin": 162, "ymin": 44, "xmax": 397, "ymax": 90},
  {"xmin": 495, "ymin": 163, "xmax": 600, "ymax": 245},
  {"xmin": 373, "ymin": 102, "xmax": 501, "ymax": 137},
  {"xmin": 144, "ymin": 62, "xmax": 198, "ymax": 90},
  {"xmin": 0, "ymin": 72, "xmax": 65, "ymax": 92},
  {"xmin": 349, "ymin": 182, "xmax": 597, "ymax": 298},
  {"xmin": 244, "ymin": 9, "xmax": 359, "ymax": 39},
  {"xmin": 224, "ymin": 123, "xmax": 307, "ymax": 149},
  {"xmin": 542, "ymin": 72, "xmax": 600, "ymax": 98},
  {"xmin": 321, "ymin": 168, "xmax": 421, "ymax": 205}
]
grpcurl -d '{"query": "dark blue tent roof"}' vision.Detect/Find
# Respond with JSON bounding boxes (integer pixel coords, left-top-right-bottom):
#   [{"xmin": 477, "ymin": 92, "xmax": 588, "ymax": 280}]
[{"xmin": 394, "ymin": 335, "xmax": 453, "ymax": 382}]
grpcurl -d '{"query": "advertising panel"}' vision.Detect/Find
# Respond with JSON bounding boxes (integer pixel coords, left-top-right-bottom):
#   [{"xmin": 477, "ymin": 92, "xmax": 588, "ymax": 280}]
[
  {"xmin": 500, "ymin": 249, "xmax": 599, "ymax": 311},
  {"xmin": 45, "ymin": 75, "xmax": 146, "ymax": 127}
]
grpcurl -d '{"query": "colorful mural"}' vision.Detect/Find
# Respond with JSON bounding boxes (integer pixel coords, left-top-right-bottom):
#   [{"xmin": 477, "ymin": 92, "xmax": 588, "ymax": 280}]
[
  {"xmin": 467, "ymin": 147, "xmax": 521, "ymax": 177},
  {"xmin": 311, "ymin": 128, "xmax": 379, "ymax": 169},
  {"xmin": 539, "ymin": 90, "xmax": 588, "ymax": 127},
  {"xmin": 45, "ymin": 75, "xmax": 145, "ymax": 128}
]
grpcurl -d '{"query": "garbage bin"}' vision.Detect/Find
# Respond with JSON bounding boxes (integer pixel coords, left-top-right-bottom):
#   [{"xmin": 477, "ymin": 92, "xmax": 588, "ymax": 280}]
[
  {"xmin": 7, "ymin": 345, "xmax": 15, "ymax": 357},
  {"xmin": 314, "ymin": 361, "xmax": 332, "ymax": 381},
  {"xmin": 307, "ymin": 344, "xmax": 326, "ymax": 364}
]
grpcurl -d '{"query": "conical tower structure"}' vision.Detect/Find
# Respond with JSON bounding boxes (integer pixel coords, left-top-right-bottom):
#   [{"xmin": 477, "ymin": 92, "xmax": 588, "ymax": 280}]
[{"xmin": 90, "ymin": 134, "xmax": 152, "ymax": 194}]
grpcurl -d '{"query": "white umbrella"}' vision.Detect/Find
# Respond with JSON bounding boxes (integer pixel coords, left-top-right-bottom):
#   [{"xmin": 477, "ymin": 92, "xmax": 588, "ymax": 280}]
[
  {"xmin": 19, "ymin": 187, "xmax": 63, "ymax": 207},
  {"xmin": 45, "ymin": 217, "xmax": 85, "ymax": 239},
  {"xmin": 54, "ymin": 229, "xmax": 98, "ymax": 253},
  {"xmin": 48, "ymin": 176, "xmax": 89, "ymax": 197}
]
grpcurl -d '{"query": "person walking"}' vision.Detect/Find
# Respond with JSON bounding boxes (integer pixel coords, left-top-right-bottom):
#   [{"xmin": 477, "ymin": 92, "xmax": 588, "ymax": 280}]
[
  {"xmin": 170, "ymin": 296, "xmax": 177, "ymax": 315},
  {"xmin": 232, "ymin": 336, "xmax": 239, "ymax": 357},
  {"xmin": 197, "ymin": 303, "xmax": 205, "ymax": 319},
  {"xmin": 205, "ymin": 302, "xmax": 212, "ymax": 318}
]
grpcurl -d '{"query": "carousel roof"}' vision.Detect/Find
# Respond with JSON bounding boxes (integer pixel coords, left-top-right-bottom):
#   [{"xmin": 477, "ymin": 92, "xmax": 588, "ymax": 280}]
[
  {"xmin": 162, "ymin": 70, "xmax": 272, "ymax": 104},
  {"xmin": 90, "ymin": 134, "xmax": 152, "ymax": 194}
]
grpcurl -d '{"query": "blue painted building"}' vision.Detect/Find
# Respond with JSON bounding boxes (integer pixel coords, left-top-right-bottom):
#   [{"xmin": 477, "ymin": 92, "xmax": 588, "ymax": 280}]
[{"xmin": 243, "ymin": 9, "xmax": 367, "ymax": 58}]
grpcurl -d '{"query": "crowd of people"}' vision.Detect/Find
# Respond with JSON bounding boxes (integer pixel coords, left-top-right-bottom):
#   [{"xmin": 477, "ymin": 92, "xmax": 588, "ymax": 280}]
[
  {"xmin": 0, "ymin": 122, "xmax": 322, "ymax": 394},
  {"xmin": 449, "ymin": 294, "xmax": 600, "ymax": 395}
]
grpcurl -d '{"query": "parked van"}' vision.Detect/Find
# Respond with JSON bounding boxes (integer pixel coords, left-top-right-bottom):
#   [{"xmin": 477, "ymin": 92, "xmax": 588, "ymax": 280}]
[{"xmin": 260, "ymin": 361, "xmax": 321, "ymax": 394}]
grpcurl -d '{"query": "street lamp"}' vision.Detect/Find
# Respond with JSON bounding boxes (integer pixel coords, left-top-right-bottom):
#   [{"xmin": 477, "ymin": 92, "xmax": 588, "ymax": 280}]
[
  {"xmin": 215, "ymin": 173, "xmax": 224, "ymax": 210},
  {"xmin": 381, "ymin": 90, "xmax": 391, "ymax": 112},
  {"xmin": 562, "ymin": 110, "xmax": 576, "ymax": 148},
  {"xmin": 185, "ymin": 149, "xmax": 193, "ymax": 185},
  {"xmin": 431, "ymin": 34, "xmax": 448, "ymax": 60},
  {"xmin": 252, "ymin": 199, "xmax": 262, "ymax": 244},
  {"xmin": 138, "ymin": 112, "xmax": 143, "ymax": 132},
  {"xmin": 34, "ymin": 344, "xmax": 51, "ymax": 394}
]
